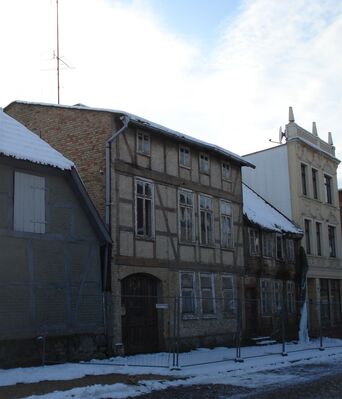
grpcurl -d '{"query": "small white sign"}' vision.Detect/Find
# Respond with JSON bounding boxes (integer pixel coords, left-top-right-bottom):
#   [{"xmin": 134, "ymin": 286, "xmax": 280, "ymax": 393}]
[{"xmin": 156, "ymin": 303, "xmax": 168, "ymax": 309}]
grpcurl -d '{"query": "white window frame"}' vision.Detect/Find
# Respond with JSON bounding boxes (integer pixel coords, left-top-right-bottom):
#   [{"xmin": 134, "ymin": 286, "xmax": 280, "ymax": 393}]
[
  {"xmin": 260, "ymin": 279, "xmax": 272, "ymax": 316},
  {"xmin": 199, "ymin": 273, "xmax": 216, "ymax": 316},
  {"xmin": 221, "ymin": 161, "xmax": 231, "ymax": 180},
  {"xmin": 136, "ymin": 130, "xmax": 150, "ymax": 156},
  {"xmin": 199, "ymin": 194, "xmax": 214, "ymax": 245},
  {"xmin": 135, "ymin": 177, "xmax": 154, "ymax": 239},
  {"xmin": 274, "ymin": 280, "xmax": 283, "ymax": 312},
  {"xmin": 180, "ymin": 271, "xmax": 196, "ymax": 317},
  {"xmin": 179, "ymin": 145, "xmax": 191, "ymax": 168},
  {"xmin": 178, "ymin": 189, "xmax": 195, "ymax": 243},
  {"xmin": 14, "ymin": 171, "xmax": 46, "ymax": 234},
  {"xmin": 262, "ymin": 232, "xmax": 274, "ymax": 258},
  {"xmin": 287, "ymin": 281, "xmax": 296, "ymax": 314},
  {"xmin": 199, "ymin": 153, "xmax": 209, "ymax": 174},
  {"xmin": 220, "ymin": 199, "xmax": 233, "ymax": 249},
  {"xmin": 221, "ymin": 275, "xmax": 236, "ymax": 316},
  {"xmin": 249, "ymin": 228, "xmax": 260, "ymax": 255}
]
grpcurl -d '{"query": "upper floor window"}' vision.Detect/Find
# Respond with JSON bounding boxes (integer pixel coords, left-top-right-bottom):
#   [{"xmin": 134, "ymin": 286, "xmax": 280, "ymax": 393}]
[
  {"xmin": 179, "ymin": 189, "xmax": 194, "ymax": 243},
  {"xmin": 276, "ymin": 235, "xmax": 283, "ymax": 260},
  {"xmin": 137, "ymin": 131, "xmax": 150, "ymax": 155},
  {"xmin": 312, "ymin": 168, "xmax": 319, "ymax": 200},
  {"xmin": 135, "ymin": 179, "xmax": 154, "ymax": 238},
  {"xmin": 262, "ymin": 232, "xmax": 274, "ymax": 258},
  {"xmin": 304, "ymin": 219, "xmax": 312, "ymax": 255},
  {"xmin": 316, "ymin": 222, "xmax": 322, "ymax": 256},
  {"xmin": 199, "ymin": 153, "xmax": 209, "ymax": 174},
  {"xmin": 199, "ymin": 194, "xmax": 213, "ymax": 245},
  {"xmin": 328, "ymin": 225, "xmax": 337, "ymax": 258},
  {"xmin": 199, "ymin": 273, "xmax": 215, "ymax": 315},
  {"xmin": 180, "ymin": 272, "xmax": 196, "ymax": 315},
  {"xmin": 220, "ymin": 200, "xmax": 233, "ymax": 248},
  {"xmin": 14, "ymin": 172, "xmax": 46, "ymax": 234},
  {"xmin": 301, "ymin": 163, "xmax": 308, "ymax": 196},
  {"xmin": 222, "ymin": 162, "xmax": 231, "ymax": 180},
  {"xmin": 324, "ymin": 174, "xmax": 333, "ymax": 204},
  {"xmin": 285, "ymin": 239, "xmax": 295, "ymax": 262},
  {"xmin": 179, "ymin": 146, "xmax": 190, "ymax": 168},
  {"xmin": 249, "ymin": 228, "xmax": 260, "ymax": 255}
]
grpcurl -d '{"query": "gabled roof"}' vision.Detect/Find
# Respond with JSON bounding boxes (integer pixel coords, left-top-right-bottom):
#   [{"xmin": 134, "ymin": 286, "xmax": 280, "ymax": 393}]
[
  {"xmin": 0, "ymin": 109, "xmax": 74, "ymax": 170},
  {"xmin": 243, "ymin": 183, "xmax": 302, "ymax": 235},
  {"xmin": 5, "ymin": 101, "xmax": 255, "ymax": 169}
]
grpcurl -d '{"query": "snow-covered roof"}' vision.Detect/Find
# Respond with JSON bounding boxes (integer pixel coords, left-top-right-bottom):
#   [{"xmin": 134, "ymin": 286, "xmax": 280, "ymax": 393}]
[
  {"xmin": 6, "ymin": 101, "xmax": 254, "ymax": 168},
  {"xmin": 0, "ymin": 109, "xmax": 74, "ymax": 170},
  {"xmin": 243, "ymin": 183, "xmax": 302, "ymax": 235}
]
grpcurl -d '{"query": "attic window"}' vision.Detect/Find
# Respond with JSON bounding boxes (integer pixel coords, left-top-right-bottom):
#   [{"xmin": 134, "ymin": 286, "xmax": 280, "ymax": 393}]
[
  {"xmin": 199, "ymin": 153, "xmax": 209, "ymax": 174},
  {"xmin": 222, "ymin": 162, "xmax": 231, "ymax": 180},
  {"xmin": 137, "ymin": 131, "xmax": 150, "ymax": 155},
  {"xmin": 179, "ymin": 145, "xmax": 190, "ymax": 168}
]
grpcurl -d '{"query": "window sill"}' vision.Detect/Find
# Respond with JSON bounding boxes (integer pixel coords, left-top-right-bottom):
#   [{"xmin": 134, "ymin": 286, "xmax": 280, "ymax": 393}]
[
  {"xmin": 199, "ymin": 243, "xmax": 216, "ymax": 249},
  {"xmin": 137, "ymin": 151, "xmax": 151, "ymax": 158},
  {"xmin": 201, "ymin": 314, "xmax": 217, "ymax": 320},
  {"xmin": 135, "ymin": 235, "xmax": 155, "ymax": 242},
  {"xmin": 182, "ymin": 314, "xmax": 199, "ymax": 320},
  {"xmin": 199, "ymin": 171, "xmax": 210, "ymax": 176},
  {"xmin": 179, "ymin": 164, "xmax": 191, "ymax": 170},
  {"xmin": 179, "ymin": 241, "xmax": 197, "ymax": 246},
  {"xmin": 221, "ymin": 246, "xmax": 234, "ymax": 252}
]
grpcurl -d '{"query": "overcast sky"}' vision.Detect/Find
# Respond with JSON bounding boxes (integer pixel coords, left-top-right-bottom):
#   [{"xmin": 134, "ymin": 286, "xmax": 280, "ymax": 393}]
[{"xmin": 1, "ymin": 0, "xmax": 341, "ymax": 186}]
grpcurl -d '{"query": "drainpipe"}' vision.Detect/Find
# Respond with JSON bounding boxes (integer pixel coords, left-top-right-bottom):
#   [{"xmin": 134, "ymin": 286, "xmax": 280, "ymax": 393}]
[{"xmin": 103, "ymin": 115, "xmax": 129, "ymax": 352}]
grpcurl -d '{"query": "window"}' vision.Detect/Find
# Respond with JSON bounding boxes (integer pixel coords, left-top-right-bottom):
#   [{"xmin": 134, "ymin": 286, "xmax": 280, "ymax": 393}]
[
  {"xmin": 260, "ymin": 279, "xmax": 272, "ymax": 315},
  {"xmin": 285, "ymin": 239, "xmax": 295, "ymax": 262},
  {"xmin": 222, "ymin": 275, "xmax": 235, "ymax": 315},
  {"xmin": 249, "ymin": 228, "xmax": 260, "ymax": 255},
  {"xmin": 179, "ymin": 146, "xmax": 190, "ymax": 168},
  {"xmin": 199, "ymin": 195, "xmax": 214, "ymax": 245},
  {"xmin": 262, "ymin": 232, "xmax": 274, "ymax": 258},
  {"xmin": 316, "ymin": 222, "xmax": 322, "ymax": 256},
  {"xmin": 180, "ymin": 272, "xmax": 196, "ymax": 315},
  {"xmin": 14, "ymin": 172, "xmax": 46, "ymax": 234},
  {"xmin": 220, "ymin": 200, "xmax": 233, "ymax": 248},
  {"xmin": 137, "ymin": 131, "xmax": 150, "ymax": 155},
  {"xmin": 200, "ymin": 273, "xmax": 215, "ymax": 315},
  {"xmin": 274, "ymin": 280, "xmax": 283, "ymax": 312},
  {"xmin": 179, "ymin": 189, "xmax": 194, "ymax": 243},
  {"xmin": 304, "ymin": 219, "xmax": 312, "ymax": 255},
  {"xmin": 331, "ymin": 280, "xmax": 342, "ymax": 324},
  {"xmin": 312, "ymin": 168, "xmax": 319, "ymax": 200},
  {"xmin": 135, "ymin": 179, "xmax": 154, "ymax": 238},
  {"xmin": 222, "ymin": 162, "xmax": 231, "ymax": 180},
  {"xmin": 320, "ymin": 279, "xmax": 330, "ymax": 325},
  {"xmin": 276, "ymin": 235, "xmax": 283, "ymax": 260},
  {"xmin": 328, "ymin": 225, "xmax": 337, "ymax": 258},
  {"xmin": 287, "ymin": 281, "xmax": 295, "ymax": 313},
  {"xmin": 324, "ymin": 174, "xmax": 333, "ymax": 204},
  {"xmin": 199, "ymin": 153, "xmax": 209, "ymax": 173},
  {"xmin": 301, "ymin": 164, "xmax": 308, "ymax": 196}
]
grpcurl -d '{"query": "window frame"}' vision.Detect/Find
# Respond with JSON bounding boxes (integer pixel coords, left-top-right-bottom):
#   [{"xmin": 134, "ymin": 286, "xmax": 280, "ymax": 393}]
[
  {"xmin": 135, "ymin": 177, "xmax": 155, "ymax": 239},
  {"xmin": 328, "ymin": 224, "xmax": 337, "ymax": 258},
  {"xmin": 274, "ymin": 280, "xmax": 283, "ymax": 312},
  {"xmin": 221, "ymin": 161, "xmax": 231, "ymax": 181},
  {"xmin": 304, "ymin": 218, "xmax": 312, "ymax": 255},
  {"xmin": 180, "ymin": 271, "xmax": 197, "ymax": 317},
  {"xmin": 276, "ymin": 234, "xmax": 283, "ymax": 260},
  {"xmin": 136, "ymin": 130, "xmax": 151, "ymax": 156},
  {"xmin": 221, "ymin": 274, "xmax": 236, "ymax": 317},
  {"xmin": 199, "ymin": 194, "xmax": 214, "ymax": 246},
  {"xmin": 260, "ymin": 279, "xmax": 272, "ymax": 316},
  {"xmin": 220, "ymin": 199, "xmax": 233, "ymax": 249},
  {"xmin": 199, "ymin": 152, "xmax": 210, "ymax": 174},
  {"xmin": 324, "ymin": 173, "xmax": 333, "ymax": 204},
  {"xmin": 178, "ymin": 188, "xmax": 195, "ymax": 243},
  {"xmin": 179, "ymin": 145, "xmax": 191, "ymax": 169},
  {"xmin": 262, "ymin": 232, "xmax": 275, "ymax": 258},
  {"xmin": 199, "ymin": 272, "xmax": 216, "ymax": 316},
  {"xmin": 287, "ymin": 281, "xmax": 296, "ymax": 314},
  {"xmin": 13, "ymin": 171, "xmax": 46, "ymax": 234},
  {"xmin": 301, "ymin": 163, "xmax": 308, "ymax": 196},
  {"xmin": 315, "ymin": 221, "xmax": 322, "ymax": 256},
  {"xmin": 249, "ymin": 228, "xmax": 260, "ymax": 256},
  {"xmin": 312, "ymin": 168, "xmax": 319, "ymax": 200}
]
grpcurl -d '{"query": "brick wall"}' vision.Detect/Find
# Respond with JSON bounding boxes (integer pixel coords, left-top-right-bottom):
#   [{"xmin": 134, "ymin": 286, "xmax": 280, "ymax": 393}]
[{"xmin": 5, "ymin": 103, "xmax": 114, "ymax": 220}]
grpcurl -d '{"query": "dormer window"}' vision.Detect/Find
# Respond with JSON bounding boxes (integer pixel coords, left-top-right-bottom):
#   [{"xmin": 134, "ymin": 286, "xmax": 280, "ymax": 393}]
[
  {"xmin": 137, "ymin": 131, "xmax": 150, "ymax": 155},
  {"xmin": 179, "ymin": 146, "xmax": 190, "ymax": 168},
  {"xmin": 199, "ymin": 153, "xmax": 209, "ymax": 173}
]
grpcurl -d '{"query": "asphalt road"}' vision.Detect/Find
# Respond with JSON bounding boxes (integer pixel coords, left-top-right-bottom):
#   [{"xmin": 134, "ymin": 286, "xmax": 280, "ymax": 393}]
[{"xmin": 131, "ymin": 362, "xmax": 342, "ymax": 399}]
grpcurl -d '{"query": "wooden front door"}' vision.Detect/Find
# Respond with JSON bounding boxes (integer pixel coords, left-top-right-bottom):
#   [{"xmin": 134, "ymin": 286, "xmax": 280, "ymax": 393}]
[{"xmin": 122, "ymin": 274, "xmax": 159, "ymax": 354}]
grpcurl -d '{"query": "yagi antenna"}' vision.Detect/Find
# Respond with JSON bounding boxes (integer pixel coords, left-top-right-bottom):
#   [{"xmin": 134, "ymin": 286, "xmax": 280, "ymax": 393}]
[{"xmin": 269, "ymin": 126, "xmax": 286, "ymax": 144}]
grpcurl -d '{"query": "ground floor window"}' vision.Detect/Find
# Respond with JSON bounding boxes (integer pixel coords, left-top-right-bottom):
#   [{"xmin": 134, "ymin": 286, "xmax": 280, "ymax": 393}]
[
  {"xmin": 180, "ymin": 272, "xmax": 196, "ymax": 316},
  {"xmin": 287, "ymin": 281, "xmax": 296, "ymax": 314},
  {"xmin": 199, "ymin": 273, "xmax": 215, "ymax": 315},
  {"xmin": 222, "ymin": 275, "xmax": 235, "ymax": 316},
  {"xmin": 260, "ymin": 279, "xmax": 272, "ymax": 315}
]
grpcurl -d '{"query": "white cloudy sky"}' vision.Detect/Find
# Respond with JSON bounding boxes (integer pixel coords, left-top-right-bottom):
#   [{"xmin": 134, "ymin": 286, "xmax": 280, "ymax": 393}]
[{"xmin": 1, "ymin": 0, "xmax": 342, "ymax": 186}]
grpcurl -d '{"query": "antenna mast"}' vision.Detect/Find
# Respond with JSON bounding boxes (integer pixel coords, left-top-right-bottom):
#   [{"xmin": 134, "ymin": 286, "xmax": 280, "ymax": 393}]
[{"xmin": 56, "ymin": 0, "xmax": 60, "ymax": 104}]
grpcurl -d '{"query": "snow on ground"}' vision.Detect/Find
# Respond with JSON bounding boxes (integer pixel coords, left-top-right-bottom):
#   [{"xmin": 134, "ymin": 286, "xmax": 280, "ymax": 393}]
[{"xmin": 1, "ymin": 338, "xmax": 342, "ymax": 399}]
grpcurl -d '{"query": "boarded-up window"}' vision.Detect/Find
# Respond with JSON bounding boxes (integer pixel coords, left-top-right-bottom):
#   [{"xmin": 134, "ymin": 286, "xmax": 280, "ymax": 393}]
[
  {"xmin": 14, "ymin": 172, "xmax": 45, "ymax": 234},
  {"xmin": 200, "ymin": 273, "xmax": 215, "ymax": 315}
]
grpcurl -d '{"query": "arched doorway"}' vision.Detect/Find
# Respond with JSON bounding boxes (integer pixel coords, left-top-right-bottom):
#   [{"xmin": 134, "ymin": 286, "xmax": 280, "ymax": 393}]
[{"xmin": 121, "ymin": 273, "xmax": 160, "ymax": 354}]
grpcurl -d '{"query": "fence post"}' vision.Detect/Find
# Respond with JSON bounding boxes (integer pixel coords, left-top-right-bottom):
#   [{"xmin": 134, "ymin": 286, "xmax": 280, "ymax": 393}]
[
  {"xmin": 281, "ymin": 304, "xmax": 287, "ymax": 356},
  {"xmin": 235, "ymin": 298, "xmax": 243, "ymax": 363},
  {"xmin": 319, "ymin": 301, "xmax": 324, "ymax": 351}
]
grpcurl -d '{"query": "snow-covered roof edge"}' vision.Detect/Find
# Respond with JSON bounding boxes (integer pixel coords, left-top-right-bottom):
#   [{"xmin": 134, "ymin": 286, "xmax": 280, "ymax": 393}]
[
  {"xmin": 5, "ymin": 100, "xmax": 255, "ymax": 169},
  {"xmin": 242, "ymin": 182, "xmax": 303, "ymax": 235}
]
